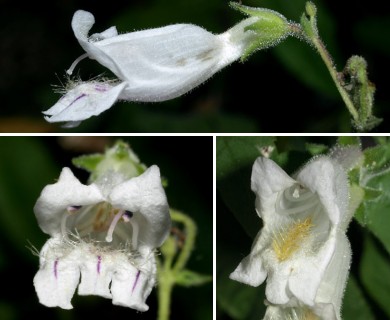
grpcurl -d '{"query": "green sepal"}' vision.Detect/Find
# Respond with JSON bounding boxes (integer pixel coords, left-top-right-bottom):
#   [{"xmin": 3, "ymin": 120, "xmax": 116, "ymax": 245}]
[
  {"xmin": 230, "ymin": 2, "xmax": 290, "ymax": 61},
  {"xmin": 175, "ymin": 269, "xmax": 212, "ymax": 287},
  {"xmin": 72, "ymin": 154, "xmax": 104, "ymax": 173},
  {"xmin": 72, "ymin": 140, "xmax": 147, "ymax": 182}
]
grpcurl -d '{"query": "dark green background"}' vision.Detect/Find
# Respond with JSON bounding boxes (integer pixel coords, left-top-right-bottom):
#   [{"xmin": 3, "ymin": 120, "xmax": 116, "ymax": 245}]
[
  {"xmin": 1, "ymin": 0, "xmax": 389, "ymax": 132},
  {"xmin": 0, "ymin": 136, "xmax": 212, "ymax": 319}
]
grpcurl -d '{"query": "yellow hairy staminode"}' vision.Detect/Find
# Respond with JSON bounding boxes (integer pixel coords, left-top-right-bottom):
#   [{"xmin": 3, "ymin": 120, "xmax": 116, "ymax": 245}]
[
  {"xmin": 302, "ymin": 308, "xmax": 320, "ymax": 320},
  {"xmin": 272, "ymin": 216, "xmax": 313, "ymax": 262},
  {"xmin": 286, "ymin": 308, "xmax": 320, "ymax": 320}
]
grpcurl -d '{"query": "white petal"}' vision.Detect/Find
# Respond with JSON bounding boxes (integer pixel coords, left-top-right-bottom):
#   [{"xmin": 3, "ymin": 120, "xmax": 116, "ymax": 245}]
[
  {"xmin": 287, "ymin": 229, "xmax": 337, "ymax": 306},
  {"xmin": 44, "ymin": 82, "xmax": 127, "ymax": 126},
  {"xmin": 314, "ymin": 232, "xmax": 351, "ymax": 320},
  {"xmin": 251, "ymin": 157, "xmax": 295, "ymax": 220},
  {"xmin": 78, "ymin": 247, "xmax": 112, "ymax": 299},
  {"xmin": 251, "ymin": 158, "xmax": 295, "ymax": 198},
  {"xmin": 110, "ymin": 254, "xmax": 156, "ymax": 312},
  {"xmin": 109, "ymin": 165, "xmax": 171, "ymax": 249},
  {"xmin": 71, "ymin": 10, "xmax": 121, "ymax": 75},
  {"xmin": 296, "ymin": 157, "xmax": 349, "ymax": 226},
  {"xmin": 34, "ymin": 167, "xmax": 104, "ymax": 236},
  {"xmin": 229, "ymin": 229, "xmax": 267, "ymax": 286},
  {"xmin": 265, "ymin": 265, "xmax": 290, "ymax": 304},
  {"xmin": 329, "ymin": 145, "xmax": 363, "ymax": 171},
  {"xmin": 100, "ymin": 24, "xmax": 236, "ymax": 102},
  {"xmin": 33, "ymin": 239, "xmax": 80, "ymax": 309}
]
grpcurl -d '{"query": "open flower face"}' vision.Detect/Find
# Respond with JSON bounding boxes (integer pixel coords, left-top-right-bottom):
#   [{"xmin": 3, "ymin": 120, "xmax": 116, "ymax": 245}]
[
  {"xmin": 33, "ymin": 165, "xmax": 170, "ymax": 311},
  {"xmin": 230, "ymin": 156, "xmax": 351, "ymax": 319}
]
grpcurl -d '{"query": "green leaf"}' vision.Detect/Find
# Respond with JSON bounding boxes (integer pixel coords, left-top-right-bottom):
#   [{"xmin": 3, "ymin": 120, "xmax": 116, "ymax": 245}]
[
  {"xmin": 305, "ymin": 142, "xmax": 328, "ymax": 156},
  {"xmin": 362, "ymin": 144, "xmax": 390, "ymax": 175},
  {"xmin": 217, "ymin": 267, "xmax": 265, "ymax": 319},
  {"xmin": 216, "ymin": 136, "xmax": 275, "ymax": 237},
  {"xmin": 217, "ymin": 136, "xmax": 275, "ymax": 180},
  {"xmin": 360, "ymin": 236, "xmax": 390, "ymax": 318},
  {"xmin": 337, "ymin": 136, "xmax": 361, "ymax": 146},
  {"xmin": 342, "ymin": 275, "xmax": 375, "ymax": 320},
  {"xmin": 175, "ymin": 269, "xmax": 212, "ymax": 287},
  {"xmin": 0, "ymin": 138, "xmax": 58, "ymax": 259},
  {"xmin": 354, "ymin": 184, "xmax": 390, "ymax": 254},
  {"xmin": 354, "ymin": 143, "xmax": 390, "ymax": 253}
]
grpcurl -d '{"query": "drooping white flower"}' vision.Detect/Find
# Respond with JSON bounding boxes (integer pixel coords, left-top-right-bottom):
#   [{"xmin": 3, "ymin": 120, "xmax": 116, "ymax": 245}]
[
  {"xmin": 33, "ymin": 165, "xmax": 170, "ymax": 311},
  {"xmin": 44, "ymin": 7, "xmax": 288, "ymax": 127},
  {"xmin": 229, "ymin": 155, "xmax": 352, "ymax": 319}
]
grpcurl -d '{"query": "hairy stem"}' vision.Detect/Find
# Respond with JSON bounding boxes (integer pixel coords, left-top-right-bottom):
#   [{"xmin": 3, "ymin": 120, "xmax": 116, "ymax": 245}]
[{"xmin": 157, "ymin": 209, "xmax": 197, "ymax": 320}]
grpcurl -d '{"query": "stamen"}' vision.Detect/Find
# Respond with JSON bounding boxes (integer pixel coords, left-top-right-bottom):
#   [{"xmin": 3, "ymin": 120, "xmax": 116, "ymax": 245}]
[
  {"xmin": 105, "ymin": 210, "xmax": 125, "ymax": 242},
  {"xmin": 67, "ymin": 205, "xmax": 82, "ymax": 212},
  {"xmin": 129, "ymin": 218, "xmax": 139, "ymax": 250},
  {"xmin": 61, "ymin": 213, "xmax": 70, "ymax": 239},
  {"xmin": 123, "ymin": 210, "xmax": 133, "ymax": 222},
  {"xmin": 62, "ymin": 206, "xmax": 83, "ymax": 239},
  {"xmin": 66, "ymin": 53, "xmax": 89, "ymax": 75}
]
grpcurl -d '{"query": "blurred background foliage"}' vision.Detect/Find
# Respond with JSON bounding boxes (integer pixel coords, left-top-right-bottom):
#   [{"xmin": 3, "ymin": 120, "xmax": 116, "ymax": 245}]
[
  {"xmin": 0, "ymin": 136, "xmax": 212, "ymax": 319},
  {"xmin": 217, "ymin": 136, "xmax": 390, "ymax": 319},
  {"xmin": 0, "ymin": 0, "xmax": 389, "ymax": 132}
]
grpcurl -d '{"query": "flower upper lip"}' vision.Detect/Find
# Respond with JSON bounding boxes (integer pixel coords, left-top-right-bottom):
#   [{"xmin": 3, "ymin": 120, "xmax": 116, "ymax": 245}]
[{"xmin": 34, "ymin": 165, "xmax": 170, "ymax": 250}]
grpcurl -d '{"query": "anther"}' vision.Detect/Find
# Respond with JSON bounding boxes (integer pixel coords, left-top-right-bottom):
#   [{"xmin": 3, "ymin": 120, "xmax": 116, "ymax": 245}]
[
  {"xmin": 67, "ymin": 205, "xmax": 82, "ymax": 212},
  {"xmin": 123, "ymin": 210, "xmax": 133, "ymax": 222},
  {"xmin": 66, "ymin": 53, "xmax": 89, "ymax": 75}
]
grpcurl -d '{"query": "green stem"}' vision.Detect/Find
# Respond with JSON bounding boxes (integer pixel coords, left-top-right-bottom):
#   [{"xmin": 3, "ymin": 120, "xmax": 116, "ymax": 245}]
[
  {"xmin": 157, "ymin": 209, "xmax": 197, "ymax": 320},
  {"xmin": 157, "ymin": 259, "xmax": 174, "ymax": 320},
  {"xmin": 171, "ymin": 209, "xmax": 197, "ymax": 273},
  {"xmin": 311, "ymin": 36, "xmax": 359, "ymax": 122}
]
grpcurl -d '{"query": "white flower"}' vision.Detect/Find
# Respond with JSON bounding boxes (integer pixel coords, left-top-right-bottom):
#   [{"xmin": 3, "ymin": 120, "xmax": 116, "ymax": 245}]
[
  {"xmin": 43, "ymin": 10, "xmax": 259, "ymax": 127},
  {"xmin": 33, "ymin": 165, "xmax": 170, "ymax": 311},
  {"xmin": 229, "ymin": 156, "xmax": 352, "ymax": 319}
]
